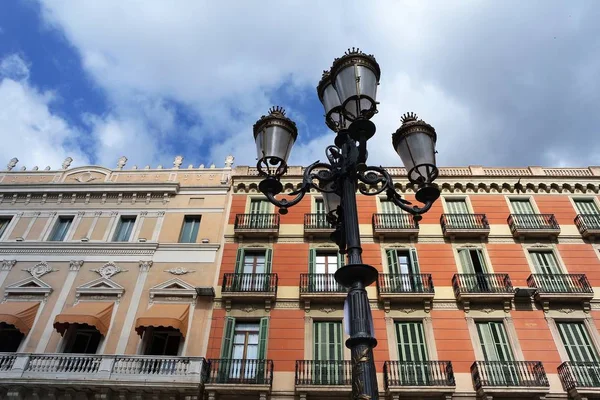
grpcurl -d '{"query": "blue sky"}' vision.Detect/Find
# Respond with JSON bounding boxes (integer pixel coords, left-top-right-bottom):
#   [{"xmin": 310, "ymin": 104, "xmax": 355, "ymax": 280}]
[{"xmin": 0, "ymin": 1, "xmax": 599, "ymax": 170}]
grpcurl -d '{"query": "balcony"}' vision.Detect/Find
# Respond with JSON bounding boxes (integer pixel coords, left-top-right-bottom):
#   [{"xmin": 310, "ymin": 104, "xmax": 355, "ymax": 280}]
[
  {"xmin": 304, "ymin": 213, "xmax": 334, "ymax": 238},
  {"xmin": 527, "ymin": 274, "xmax": 594, "ymax": 312},
  {"xmin": 471, "ymin": 361, "xmax": 549, "ymax": 399},
  {"xmin": 299, "ymin": 274, "xmax": 346, "ymax": 310},
  {"xmin": 234, "ymin": 214, "xmax": 279, "ymax": 238},
  {"xmin": 205, "ymin": 359, "xmax": 273, "ymax": 397},
  {"xmin": 0, "ymin": 353, "xmax": 207, "ymax": 398},
  {"xmin": 558, "ymin": 361, "xmax": 600, "ymax": 399},
  {"xmin": 221, "ymin": 273, "xmax": 278, "ymax": 311},
  {"xmin": 452, "ymin": 274, "xmax": 514, "ymax": 312},
  {"xmin": 384, "ymin": 361, "xmax": 455, "ymax": 398},
  {"xmin": 295, "ymin": 360, "xmax": 351, "ymax": 396},
  {"xmin": 575, "ymin": 214, "xmax": 600, "ymax": 238},
  {"xmin": 507, "ymin": 214, "xmax": 560, "ymax": 239},
  {"xmin": 440, "ymin": 214, "xmax": 490, "ymax": 238},
  {"xmin": 372, "ymin": 213, "xmax": 419, "ymax": 239},
  {"xmin": 377, "ymin": 274, "xmax": 435, "ymax": 312}
]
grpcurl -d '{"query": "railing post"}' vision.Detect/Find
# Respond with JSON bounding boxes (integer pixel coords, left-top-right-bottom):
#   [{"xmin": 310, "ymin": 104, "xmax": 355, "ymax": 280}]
[
  {"xmin": 98, "ymin": 356, "xmax": 114, "ymax": 379},
  {"xmin": 8, "ymin": 354, "xmax": 29, "ymax": 378}
]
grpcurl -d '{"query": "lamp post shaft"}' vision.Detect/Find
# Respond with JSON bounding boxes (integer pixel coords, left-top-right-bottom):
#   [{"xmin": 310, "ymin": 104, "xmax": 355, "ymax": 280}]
[{"xmin": 339, "ymin": 138, "xmax": 379, "ymax": 400}]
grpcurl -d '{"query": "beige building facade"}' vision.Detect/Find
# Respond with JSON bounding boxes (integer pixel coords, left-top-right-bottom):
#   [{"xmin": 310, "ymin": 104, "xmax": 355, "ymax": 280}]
[{"xmin": 0, "ymin": 156, "xmax": 234, "ymax": 399}]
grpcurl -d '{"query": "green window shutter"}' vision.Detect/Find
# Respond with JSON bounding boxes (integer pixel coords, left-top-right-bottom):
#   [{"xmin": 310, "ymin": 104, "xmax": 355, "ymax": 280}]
[
  {"xmin": 557, "ymin": 322, "xmax": 600, "ymax": 363},
  {"xmin": 476, "ymin": 322, "xmax": 513, "ymax": 362},
  {"xmin": 258, "ymin": 317, "xmax": 269, "ymax": 360},
  {"xmin": 315, "ymin": 199, "xmax": 326, "ymax": 214},
  {"xmin": 264, "ymin": 249, "xmax": 273, "ymax": 274},
  {"xmin": 220, "ymin": 317, "xmax": 236, "ymax": 359},
  {"xmin": 511, "ymin": 199, "xmax": 534, "ymax": 214},
  {"xmin": 409, "ymin": 248, "xmax": 421, "ymax": 274},
  {"xmin": 458, "ymin": 249, "xmax": 475, "ymax": 273},
  {"xmin": 337, "ymin": 252, "xmax": 344, "ymax": 269},
  {"xmin": 447, "ymin": 200, "xmax": 468, "ymax": 214},
  {"xmin": 575, "ymin": 200, "xmax": 600, "ymax": 215},
  {"xmin": 314, "ymin": 321, "xmax": 342, "ymax": 361},
  {"xmin": 395, "ymin": 322, "xmax": 428, "ymax": 362},
  {"xmin": 531, "ymin": 251, "xmax": 560, "ymax": 275},
  {"xmin": 386, "ymin": 249, "xmax": 400, "ymax": 274},
  {"xmin": 475, "ymin": 249, "xmax": 488, "ymax": 271},
  {"xmin": 234, "ymin": 248, "xmax": 245, "ymax": 274},
  {"xmin": 309, "ymin": 249, "xmax": 316, "ymax": 274}
]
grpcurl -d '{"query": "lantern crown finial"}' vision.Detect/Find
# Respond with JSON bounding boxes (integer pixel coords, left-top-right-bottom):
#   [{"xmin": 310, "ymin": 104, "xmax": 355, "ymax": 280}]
[
  {"xmin": 268, "ymin": 106, "xmax": 286, "ymax": 117},
  {"xmin": 401, "ymin": 112, "xmax": 419, "ymax": 124}
]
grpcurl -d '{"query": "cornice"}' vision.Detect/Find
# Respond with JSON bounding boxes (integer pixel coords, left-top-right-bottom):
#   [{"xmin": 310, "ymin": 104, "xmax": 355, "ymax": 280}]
[
  {"xmin": 157, "ymin": 243, "xmax": 221, "ymax": 251},
  {"xmin": 0, "ymin": 182, "xmax": 180, "ymax": 194},
  {"xmin": 0, "ymin": 242, "xmax": 158, "ymax": 256}
]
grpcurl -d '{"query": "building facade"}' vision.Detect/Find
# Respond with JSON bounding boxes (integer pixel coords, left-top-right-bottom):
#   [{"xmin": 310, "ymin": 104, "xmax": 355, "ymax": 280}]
[
  {"xmin": 0, "ymin": 156, "xmax": 234, "ymax": 399},
  {"xmin": 206, "ymin": 165, "xmax": 600, "ymax": 400}
]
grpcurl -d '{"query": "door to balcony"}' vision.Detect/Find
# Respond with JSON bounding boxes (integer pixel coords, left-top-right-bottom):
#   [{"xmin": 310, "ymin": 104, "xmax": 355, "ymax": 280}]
[
  {"xmin": 249, "ymin": 199, "xmax": 272, "ymax": 229},
  {"xmin": 531, "ymin": 251, "xmax": 566, "ymax": 292},
  {"xmin": 309, "ymin": 250, "xmax": 342, "ymax": 293},
  {"xmin": 387, "ymin": 249, "xmax": 421, "ymax": 292},
  {"xmin": 239, "ymin": 251, "xmax": 269, "ymax": 291},
  {"xmin": 396, "ymin": 321, "xmax": 430, "ymax": 385},
  {"xmin": 313, "ymin": 321, "xmax": 343, "ymax": 385},
  {"xmin": 458, "ymin": 249, "xmax": 490, "ymax": 292},
  {"xmin": 477, "ymin": 322, "xmax": 519, "ymax": 386},
  {"xmin": 557, "ymin": 322, "xmax": 600, "ymax": 388}
]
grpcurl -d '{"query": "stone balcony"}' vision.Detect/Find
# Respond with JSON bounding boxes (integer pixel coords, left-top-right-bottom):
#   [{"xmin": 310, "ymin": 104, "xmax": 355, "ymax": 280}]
[{"xmin": 0, "ymin": 353, "xmax": 207, "ymax": 399}]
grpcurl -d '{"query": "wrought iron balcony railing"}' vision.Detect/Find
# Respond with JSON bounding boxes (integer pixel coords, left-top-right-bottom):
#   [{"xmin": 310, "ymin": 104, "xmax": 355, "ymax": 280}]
[
  {"xmin": 452, "ymin": 273, "xmax": 513, "ymax": 295},
  {"xmin": 558, "ymin": 361, "xmax": 600, "ymax": 391},
  {"xmin": 471, "ymin": 361, "xmax": 549, "ymax": 388},
  {"xmin": 507, "ymin": 214, "xmax": 560, "ymax": 234},
  {"xmin": 234, "ymin": 213, "xmax": 280, "ymax": 230},
  {"xmin": 295, "ymin": 360, "xmax": 352, "ymax": 386},
  {"xmin": 300, "ymin": 273, "xmax": 346, "ymax": 293},
  {"xmin": 304, "ymin": 213, "xmax": 333, "ymax": 230},
  {"xmin": 206, "ymin": 359, "xmax": 273, "ymax": 385},
  {"xmin": 440, "ymin": 214, "xmax": 489, "ymax": 234},
  {"xmin": 372, "ymin": 213, "xmax": 418, "ymax": 230},
  {"xmin": 222, "ymin": 273, "xmax": 278, "ymax": 293},
  {"xmin": 574, "ymin": 214, "xmax": 600, "ymax": 237},
  {"xmin": 377, "ymin": 274, "xmax": 434, "ymax": 294},
  {"xmin": 527, "ymin": 274, "xmax": 593, "ymax": 294},
  {"xmin": 384, "ymin": 361, "xmax": 455, "ymax": 387}
]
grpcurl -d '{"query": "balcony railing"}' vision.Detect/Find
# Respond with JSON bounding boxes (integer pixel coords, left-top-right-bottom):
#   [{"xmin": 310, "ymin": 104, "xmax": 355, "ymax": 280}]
[
  {"xmin": 377, "ymin": 274, "xmax": 434, "ymax": 294},
  {"xmin": 575, "ymin": 214, "xmax": 600, "ymax": 237},
  {"xmin": 452, "ymin": 273, "xmax": 513, "ymax": 295},
  {"xmin": 527, "ymin": 274, "xmax": 593, "ymax": 294},
  {"xmin": 295, "ymin": 360, "xmax": 352, "ymax": 386},
  {"xmin": 384, "ymin": 361, "xmax": 455, "ymax": 387},
  {"xmin": 304, "ymin": 214, "xmax": 332, "ymax": 230},
  {"xmin": 372, "ymin": 213, "xmax": 418, "ymax": 231},
  {"xmin": 507, "ymin": 214, "xmax": 560, "ymax": 235},
  {"xmin": 222, "ymin": 273, "xmax": 278, "ymax": 293},
  {"xmin": 440, "ymin": 214, "xmax": 489, "ymax": 236},
  {"xmin": 558, "ymin": 361, "xmax": 600, "ymax": 391},
  {"xmin": 206, "ymin": 359, "xmax": 273, "ymax": 385},
  {"xmin": 471, "ymin": 361, "xmax": 549, "ymax": 388},
  {"xmin": 0, "ymin": 353, "xmax": 207, "ymax": 384},
  {"xmin": 234, "ymin": 214, "xmax": 280, "ymax": 231},
  {"xmin": 300, "ymin": 274, "xmax": 345, "ymax": 293}
]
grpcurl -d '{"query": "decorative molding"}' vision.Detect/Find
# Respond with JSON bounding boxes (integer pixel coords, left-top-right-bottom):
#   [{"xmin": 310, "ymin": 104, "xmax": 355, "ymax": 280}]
[
  {"xmin": 4, "ymin": 276, "xmax": 52, "ymax": 301},
  {"xmin": 0, "ymin": 242, "xmax": 158, "ymax": 256},
  {"xmin": 1, "ymin": 259, "xmax": 16, "ymax": 271},
  {"xmin": 139, "ymin": 260, "xmax": 153, "ymax": 272},
  {"xmin": 22, "ymin": 261, "xmax": 57, "ymax": 279},
  {"xmin": 165, "ymin": 267, "xmax": 196, "ymax": 275},
  {"xmin": 69, "ymin": 260, "xmax": 84, "ymax": 271},
  {"xmin": 319, "ymin": 307, "xmax": 337, "ymax": 314},
  {"xmin": 76, "ymin": 278, "xmax": 124, "ymax": 302},
  {"xmin": 557, "ymin": 308, "xmax": 577, "ymax": 314},
  {"xmin": 149, "ymin": 278, "xmax": 197, "ymax": 304},
  {"xmin": 91, "ymin": 262, "xmax": 128, "ymax": 279}
]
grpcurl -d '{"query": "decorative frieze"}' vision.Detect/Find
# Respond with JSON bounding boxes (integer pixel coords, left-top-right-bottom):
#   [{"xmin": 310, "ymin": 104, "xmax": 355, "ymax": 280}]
[
  {"xmin": 92, "ymin": 262, "xmax": 128, "ymax": 279},
  {"xmin": 23, "ymin": 261, "xmax": 57, "ymax": 278}
]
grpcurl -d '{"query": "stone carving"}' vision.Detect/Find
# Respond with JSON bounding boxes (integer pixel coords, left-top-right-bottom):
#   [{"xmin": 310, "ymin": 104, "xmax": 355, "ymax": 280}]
[
  {"xmin": 225, "ymin": 155, "xmax": 234, "ymax": 168},
  {"xmin": 91, "ymin": 262, "xmax": 128, "ymax": 279},
  {"xmin": 32, "ymin": 166, "xmax": 38, "ymax": 171},
  {"xmin": 69, "ymin": 260, "xmax": 84, "ymax": 271},
  {"xmin": 165, "ymin": 267, "xmax": 195, "ymax": 275},
  {"xmin": 20, "ymin": 166, "xmax": 26, "ymax": 171},
  {"xmin": 62, "ymin": 157, "xmax": 73, "ymax": 170},
  {"xmin": 241, "ymin": 305, "xmax": 256, "ymax": 313},
  {"xmin": 187, "ymin": 164, "xmax": 194, "ymax": 169},
  {"xmin": 6, "ymin": 157, "xmax": 18, "ymax": 171},
  {"xmin": 1, "ymin": 260, "xmax": 17, "ymax": 271},
  {"xmin": 144, "ymin": 165, "xmax": 150, "ymax": 169},
  {"xmin": 74, "ymin": 172, "xmax": 97, "ymax": 183},
  {"xmin": 23, "ymin": 261, "xmax": 57, "ymax": 278},
  {"xmin": 44, "ymin": 166, "xmax": 51, "ymax": 171},
  {"xmin": 210, "ymin": 163, "xmax": 216, "ymax": 169},
  {"xmin": 116, "ymin": 156, "xmax": 127, "ymax": 170},
  {"xmin": 320, "ymin": 307, "xmax": 337, "ymax": 314},
  {"xmin": 199, "ymin": 164, "xmax": 205, "ymax": 169},
  {"xmin": 139, "ymin": 260, "xmax": 153, "ymax": 272},
  {"xmin": 558, "ymin": 308, "xmax": 577, "ymax": 314},
  {"xmin": 173, "ymin": 155, "xmax": 183, "ymax": 169}
]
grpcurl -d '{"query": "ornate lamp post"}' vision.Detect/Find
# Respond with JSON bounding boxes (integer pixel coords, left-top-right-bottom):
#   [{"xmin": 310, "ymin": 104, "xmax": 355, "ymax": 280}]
[{"xmin": 252, "ymin": 48, "xmax": 440, "ymax": 400}]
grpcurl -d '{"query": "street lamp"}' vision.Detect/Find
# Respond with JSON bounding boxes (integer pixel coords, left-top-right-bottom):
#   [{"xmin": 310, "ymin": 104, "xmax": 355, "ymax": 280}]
[{"xmin": 253, "ymin": 48, "xmax": 440, "ymax": 400}]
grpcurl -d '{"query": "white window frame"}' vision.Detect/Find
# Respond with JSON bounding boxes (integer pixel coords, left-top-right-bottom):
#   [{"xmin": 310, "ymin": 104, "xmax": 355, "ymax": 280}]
[
  {"xmin": 43, "ymin": 214, "xmax": 76, "ymax": 242},
  {"xmin": 546, "ymin": 316, "xmax": 600, "ymax": 363},
  {"xmin": 244, "ymin": 196, "xmax": 273, "ymax": 213},
  {"xmin": 466, "ymin": 316, "xmax": 525, "ymax": 361},
  {"xmin": 505, "ymin": 195, "xmax": 541, "ymax": 214},
  {"xmin": 569, "ymin": 196, "xmax": 600, "ymax": 215},
  {"xmin": 521, "ymin": 244, "xmax": 567, "ymax": 275},
  {"xmin": 442, "ymin": 195, "xmax": 474, "ymax": 214},
  {"xmin": 0, "ymin": 215, "xmax": 15, "ymax": 241},
  {"xmin": 452, "ymin": 245, "xmax": 495, "ymax": 274},
  {"xmin": 312, "ymin": 196, "xmax": 325, "ymax": 213},
  {"xmin": 304, "ymin": 316, "xmax": 351, "ymax": 361},
  {"xmin": 108, "ymin": 214, "xmax": 140, "ymax": 243},
  {"xmin": 384, "ymin": 316, "xmax": 438, "ymax": 361}
]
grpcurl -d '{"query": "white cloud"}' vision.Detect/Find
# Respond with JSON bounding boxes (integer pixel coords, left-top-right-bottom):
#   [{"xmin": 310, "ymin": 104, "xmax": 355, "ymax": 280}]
[{"xmin": 0, "ymin": 54, "xmax": 89, "ymax": 170}]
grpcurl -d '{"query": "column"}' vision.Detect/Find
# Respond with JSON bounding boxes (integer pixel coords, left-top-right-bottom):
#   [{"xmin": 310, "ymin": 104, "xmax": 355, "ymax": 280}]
[
  {"xmin": 22, "ymin": 212, "xmax": 40, "ymax": 240},
  {"xmin": 0, "ymin": 260, "xmax": 16, "ymax": 287},
  {"xmin": 115, "ymin": 260, "xmax": 153, "ymax": 353},
  {"xmin": 35, "ymin": 260, "xmax": 83, "ymax": 352},
  {"xmin": 151, "ymin": 211, "xmax": 165, "ymax": 242}
]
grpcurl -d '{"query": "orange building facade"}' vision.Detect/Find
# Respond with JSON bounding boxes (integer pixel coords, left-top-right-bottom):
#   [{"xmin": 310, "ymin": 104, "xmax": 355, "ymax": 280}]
[{"xmin": 206, "ymin": 165, "xmax": 600, "ymax": 400}]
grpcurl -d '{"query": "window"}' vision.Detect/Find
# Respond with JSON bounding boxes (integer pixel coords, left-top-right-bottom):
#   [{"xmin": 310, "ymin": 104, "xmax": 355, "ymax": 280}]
[
  {"xmin": 386, "ymin": 249, "xmax": 422, "ymax": 291},
  {"xmin": 381, "ymin": 199, "xmax": 402, "ymax": 214},
  {"xmin": 0, "ymin": 323, "xmax": 24, "ymax": 352},
  {"xmin": 445, "ymin": 199, "xmax": 469, "ymax": 214},
  {"xmin": 234, "ymin": 249, "xmax": 272, "ymax": 291},
  {"xmin": 510, "ymin": 199, "xmax": 535, "ymax": 214},
  {"xmin": 145, "ymin": 328, "xmax": 182, "ymax": 356},
  {"xmin": 557, "ymin": 322, "xmax": 599, "ymax": 363},
  {"xmin": 574, "ymin": 199, "xmax": 600, "ymax": 215},
  {"xmin": 220, "ymin": 317, "xmax": 269, "ymax": 381},
  {"xmin": 308, "ymin": 250, "xmax": 343, "ymax": 292},
  {"xmin": 48, "ymin": 216, "xmax": 74, "ymax": 241},
  {"xmin": 64, "ymin": 325, "xmax": 102, "ymax": 354},
  {"xmin": 529, "ymin": 250, "xmax": 562, "ymax": 274},
  {"xmin": 395, "ymin": 321, "xmax": 430, "ymax": 384},
  {"xmin": 315, "ymin": 198, "xmax": 326, "ymax": 214},
  {"xmin": 458, "ymin": 248, "xmax": 490, "ymax": 291},
  {"xmin": 476, "ymin": 321, "xmax": 517, "ymax": 385},
  {"xmin": 249, "ymin": 199, "xmax": 270, "ymax": 214},
  {"xmin": 0, "ymin": 217, "xmax": 12, "ymax": 240},
  {"xmin": 179, "ymin": 216, "xmax": 201, "ymax": 243},
  {"xmin": 113, "ymin": 216, "xmax": 136, "ymax": 242},
  {"xmin": 313, "ymin": 321, "xmax": 343, "ymax": 384}
]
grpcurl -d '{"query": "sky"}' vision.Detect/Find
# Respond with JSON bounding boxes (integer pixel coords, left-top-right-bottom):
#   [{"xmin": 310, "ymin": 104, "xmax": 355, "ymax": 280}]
[{"xmin": 0, "ymin": 1, "xmax": 599, "ymax": 170}]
